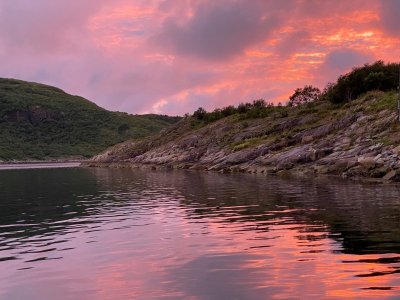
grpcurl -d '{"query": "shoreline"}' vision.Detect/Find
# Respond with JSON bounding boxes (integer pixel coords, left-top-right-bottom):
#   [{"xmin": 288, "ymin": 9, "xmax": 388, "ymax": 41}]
[
  {"xmin": 0, "ymin": 159, "xmax": 88, "ymax": 165},
  {"xmin": 83, "ymin": 161, "xmax": 395, "ymax": 185},
  {"xmin": 86, "ymin": 92, "xmax": 400, "ymax": 185},
  {"xmin": 0, "ymin": 161, "xmax": 85, "ymax": 170}
]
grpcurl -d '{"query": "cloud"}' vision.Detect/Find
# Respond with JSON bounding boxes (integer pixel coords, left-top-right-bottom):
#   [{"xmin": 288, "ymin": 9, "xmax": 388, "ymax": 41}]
[
  {"xmin": 295, "ymin": 0, "xmax": 381, "ymax": 21},
  {"xmin": 275, "ymin": 31, "xmax": 310, "ymax": 58},
  {"xmin": 380, "ymin": 0, "xmax": 400, "ymax": 36},
  {"xmin": 153, "ymin": 1, "xmax": 282, "ymax": 60},
  {"xmin": 0, "ymin": 0, "xmax": 109, "ymax": 54},
  {"xmin": 317, "ymin": 48, "xmax": 375, "ymax": 84},
  {"xmin": 0, "ymin": 0, "xmax": 398, "ymax": 116}
]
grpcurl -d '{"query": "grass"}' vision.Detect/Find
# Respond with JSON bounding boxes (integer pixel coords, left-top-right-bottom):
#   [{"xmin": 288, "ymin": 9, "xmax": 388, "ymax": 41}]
[
  {"xmin": 365, "ymin": 91, "xmax": 397, "ymax": 113},
  {"xmin": 208, "ymin": 90, "xmax": 399, "ymax": 154}
]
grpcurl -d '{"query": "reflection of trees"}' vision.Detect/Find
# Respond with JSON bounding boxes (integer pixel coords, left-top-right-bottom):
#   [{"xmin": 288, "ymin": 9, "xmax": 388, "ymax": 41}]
[
  {"xmin": 94, "ymin": 168, "xmax": 400, "ymax": 255},
  {"xmin": 0, "ymin": 168, "xmax": 100, "ymax": 248},
  {"xmin": 139, "ymin": 170, "xmax": 400, "ymax": 255},
  {"xmin": 0, "ymin": 168, "xmax": 186, "ymax": 253},
  {"xmin": 1, "ymin": 167, "xmax": 400, "ymax": 256}
]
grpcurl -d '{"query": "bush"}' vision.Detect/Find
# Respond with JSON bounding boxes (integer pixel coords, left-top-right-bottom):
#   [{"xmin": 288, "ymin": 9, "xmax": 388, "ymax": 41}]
[
  {"xmin": 190, "ymin": 98, "xmax": 280, "ymax": 123},
  {"xmin": 193, "ymin": 107, "xmax": 207, "ymax": 120},
  {"xmin": 323, "ymin": 61, "xmax": 399, "ymax": 104},
  {"xmin": 221, "ymin": 105, "xmax": 236, "ymax": 117},
  {"xmin": 288, "ymin": 85, "xmax": 321, "ymax": 106},
  {"xmin": 252, "ymin": 99, "xmax": 266, "ymax": 108},
  {"xmin": 237, "ymin": 102, "xmax": 252, "ymax": 113}
]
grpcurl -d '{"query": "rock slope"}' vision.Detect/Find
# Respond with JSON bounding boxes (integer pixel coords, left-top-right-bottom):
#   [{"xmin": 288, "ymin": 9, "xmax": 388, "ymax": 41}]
[{"xmin": 88, "ymin": 91, "xmax": 400, "ymax": 181}]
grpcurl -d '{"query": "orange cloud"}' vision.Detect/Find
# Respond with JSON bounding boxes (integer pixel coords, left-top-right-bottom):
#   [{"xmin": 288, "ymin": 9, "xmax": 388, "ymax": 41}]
[{"xmin": 0, "ymin": 0, "xmax": 398, "ymax": 115}]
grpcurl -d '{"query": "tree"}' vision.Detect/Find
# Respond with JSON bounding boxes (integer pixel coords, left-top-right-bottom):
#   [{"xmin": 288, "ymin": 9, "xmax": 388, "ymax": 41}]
[
  {"xmin": 252, "ymin": 99, "xmax": 266, "ymax": 108},
  {"xmin": 288, "ymin": 85, "xmax": 321, "ymax": 106},
  {"xmin": 237, "ymin": 102, "xmax": 252, "ymax": 113},
  {"xmin": 193, "ymin": 107, "xmax": 207, "ymax": 120},
  {"xmin": 221, "ymin": 105, "xmax": 236, "ymax": 117},
  {"xmin": 322, "ymin": 61, "xmax": 400, "ymax": 104}
]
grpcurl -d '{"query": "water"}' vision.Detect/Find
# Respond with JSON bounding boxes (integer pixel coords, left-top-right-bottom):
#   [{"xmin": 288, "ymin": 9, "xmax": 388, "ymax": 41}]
[{"xmin": 0, "ymin": 167, "xmax": 400, "ymax": 299}]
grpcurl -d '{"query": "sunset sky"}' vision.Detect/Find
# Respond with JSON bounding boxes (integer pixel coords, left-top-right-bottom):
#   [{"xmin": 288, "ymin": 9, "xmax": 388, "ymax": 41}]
[{"xmin": 0, "ymin": 0, "xmax": 399, "ymax": 115}]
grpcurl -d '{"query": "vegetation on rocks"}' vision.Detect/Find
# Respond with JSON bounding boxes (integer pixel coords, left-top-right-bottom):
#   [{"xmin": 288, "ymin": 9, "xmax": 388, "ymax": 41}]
[{"xmin": 0, "ymin": 78, "xmax": 180, "ymax": 161}]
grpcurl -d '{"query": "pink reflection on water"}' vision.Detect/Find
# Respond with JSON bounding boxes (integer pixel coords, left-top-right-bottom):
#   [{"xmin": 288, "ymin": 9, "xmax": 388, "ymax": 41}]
[{"xmin": 75, "ymin": 208, "xmax": 400, "ymax": 299}]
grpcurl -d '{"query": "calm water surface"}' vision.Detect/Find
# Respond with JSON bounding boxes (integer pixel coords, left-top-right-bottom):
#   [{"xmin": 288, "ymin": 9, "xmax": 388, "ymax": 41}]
[{"xmin": 0, "ymin": 167, "xmax": 400, "ymax": 299}]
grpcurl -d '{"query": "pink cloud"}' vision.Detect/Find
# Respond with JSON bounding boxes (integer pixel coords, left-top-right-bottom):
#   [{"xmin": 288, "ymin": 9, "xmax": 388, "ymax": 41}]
[
  {"xmin": 0, "ymin": 0, "xmax": 110, "ymax": 54},
  {"xmin": 0, "ymin": 0, "xmax": 399, "ymax": 115}
]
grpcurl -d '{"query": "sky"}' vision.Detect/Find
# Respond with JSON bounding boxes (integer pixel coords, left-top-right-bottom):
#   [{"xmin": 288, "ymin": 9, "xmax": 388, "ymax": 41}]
[{"xmin": 0, "ymin": 0, "xmax": 399, "ymax": 115}]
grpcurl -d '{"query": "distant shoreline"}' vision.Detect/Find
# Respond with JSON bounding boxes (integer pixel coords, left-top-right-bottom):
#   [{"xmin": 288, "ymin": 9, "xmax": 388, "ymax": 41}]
[
  {"xmin": 0, "ymin": 159, "xmax": 88, "ymax": 165},
  {"xmin": 0, "ymin": 161, "xmax": 85, "ymax": 170}
]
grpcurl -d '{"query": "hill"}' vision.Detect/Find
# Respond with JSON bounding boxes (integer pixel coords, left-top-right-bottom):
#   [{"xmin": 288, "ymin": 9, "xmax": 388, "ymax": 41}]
[
  {"xmin": 88, "ymin": 61, "xmax": 400, "ymax": 181},
  {"xmin": 89, "ymin": 90, "xmax": 400, "ymax": 181},
  {"xmin": 0, "ymin": 78, "xmax": 180, "ymax": 161}
]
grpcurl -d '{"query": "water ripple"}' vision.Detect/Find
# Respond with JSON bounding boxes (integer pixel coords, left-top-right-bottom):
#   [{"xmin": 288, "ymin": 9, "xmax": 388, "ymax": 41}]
[{"xmin": 0, "ymin": 168, "xmax": 400, "ymax": 299}]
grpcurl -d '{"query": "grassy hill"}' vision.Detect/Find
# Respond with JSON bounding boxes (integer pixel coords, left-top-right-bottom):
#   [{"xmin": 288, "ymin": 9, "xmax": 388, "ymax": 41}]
[{"xmin": 0, "ymin": 78, "xmax": 180, "ymax": 161}]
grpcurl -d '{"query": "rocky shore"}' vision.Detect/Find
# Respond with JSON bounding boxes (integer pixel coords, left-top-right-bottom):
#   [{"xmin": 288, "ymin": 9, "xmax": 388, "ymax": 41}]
[
  {"xmin": 86, "ymin": 91, "xmax": 400, "ymax": 182},
  {"xmin": 0, "ymin": 158, "xmax": 88, "ymax": 164}
]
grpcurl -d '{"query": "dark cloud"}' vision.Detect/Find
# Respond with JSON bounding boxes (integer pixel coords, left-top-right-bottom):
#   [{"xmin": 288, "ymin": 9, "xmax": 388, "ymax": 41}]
[
  {"xmin": 297, "ymin": 0, "xmax": 373, "ymax": 18},
  {"xmin": 380, "ymin": 0, "xmax": 400, "ymax": 36},
  {"xmin": 324, "ymin": 49, "xmax": 373, "ymax": 72},
  {"xmin": 317, "ymin": 48, "xmax": 374, "ymax": 83},
  {"xmin": 154, "ymin": 1, "xmax": 283, "ymax": 60}
]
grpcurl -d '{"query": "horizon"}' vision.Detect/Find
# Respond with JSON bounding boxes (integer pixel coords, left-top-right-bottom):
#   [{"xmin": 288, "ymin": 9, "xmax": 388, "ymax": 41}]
[{"xmin": 0, "ymin": 0, "xmax": 399, "ymax": 115}]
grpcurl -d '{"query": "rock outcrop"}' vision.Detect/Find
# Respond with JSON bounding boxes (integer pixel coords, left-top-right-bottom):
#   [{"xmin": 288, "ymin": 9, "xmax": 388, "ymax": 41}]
[
  {"xmin": 4, "ymin": 106, "xmax": 64, "ymax": 124},
  {"xmin": 87, "ymin": 91, "xmax": 400, "ymax": 182}
]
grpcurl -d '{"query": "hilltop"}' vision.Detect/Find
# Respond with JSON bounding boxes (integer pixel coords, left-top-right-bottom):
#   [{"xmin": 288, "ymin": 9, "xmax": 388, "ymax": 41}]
[
  {"xmin": 88, "ymin": 61, "xmax": 400, "ymax": 181},
  {"xmin": 0, "ymin": 78, "xmax": 180, "ymax": 161}
]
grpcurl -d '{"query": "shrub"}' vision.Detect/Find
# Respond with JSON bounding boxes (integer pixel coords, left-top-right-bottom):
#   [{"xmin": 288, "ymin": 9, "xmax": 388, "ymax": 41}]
[
  {"xmin": 288, "ymin": 85, "xmax": 321, "ymax": 106},
  {"xmin": 252, "ymin": 99, "xmax": 266, "ymax": 108},
  {"xmin": 237, "ymin": 102, "xmax": 252, "ymax": 113},
  {"xmin": 193, "ymin": 107, "xmax": 207, "ymax": 120},
  {"xmin": 221, "ymin": 105, "xmax": 236, "ymax": 117},
  {"xmin": 323, "ymin": 61, "xmax": 399, "ymax": 104}
]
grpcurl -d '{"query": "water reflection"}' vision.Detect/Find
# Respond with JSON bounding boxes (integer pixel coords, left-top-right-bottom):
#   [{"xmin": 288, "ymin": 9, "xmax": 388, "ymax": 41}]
[{"xmin": 0, "ymin": 168, "xmax": 400, "ymax": 299}]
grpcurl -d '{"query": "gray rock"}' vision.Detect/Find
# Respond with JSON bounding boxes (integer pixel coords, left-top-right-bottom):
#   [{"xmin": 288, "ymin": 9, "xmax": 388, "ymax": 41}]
[{"xmin": 383, "ymin": 170, "xmax": 400, "ymax": 181}]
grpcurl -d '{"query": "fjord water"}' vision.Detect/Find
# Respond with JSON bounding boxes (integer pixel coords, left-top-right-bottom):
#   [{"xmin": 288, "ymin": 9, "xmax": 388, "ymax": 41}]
[{"xmin": 0, "ymin": 168, "xmax": 400, "ymax": 299}]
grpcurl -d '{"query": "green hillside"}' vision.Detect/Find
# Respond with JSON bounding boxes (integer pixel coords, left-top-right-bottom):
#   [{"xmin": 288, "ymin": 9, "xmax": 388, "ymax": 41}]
[{"xmin": 0, "ymin": 78, "xmax": 180, "ymax": 161}]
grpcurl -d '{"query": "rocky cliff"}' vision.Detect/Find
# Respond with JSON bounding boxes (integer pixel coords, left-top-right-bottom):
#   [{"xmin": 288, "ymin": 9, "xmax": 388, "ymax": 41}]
[{"xmin": 88, "ymin": 91, "xmax": 400, "ymax": 181}]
